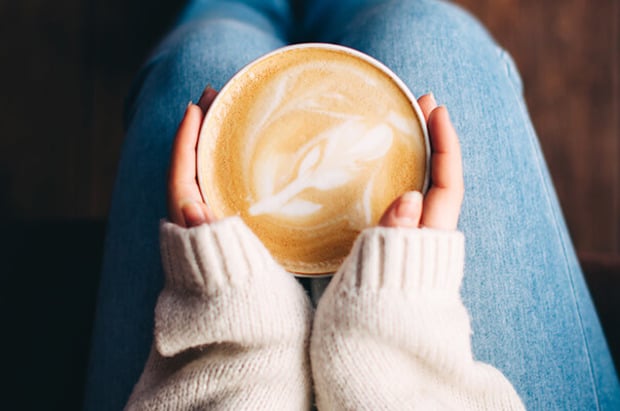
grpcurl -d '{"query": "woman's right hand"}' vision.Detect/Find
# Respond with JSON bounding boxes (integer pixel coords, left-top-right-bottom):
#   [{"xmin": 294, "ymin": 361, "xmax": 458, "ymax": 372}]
[
  {"xmin": 379, "ymin": 93, "xmax": 464, "ymax": 230},
  {"xmin": 167, "ymin": 86, "xmax": 219, "ymax": 228}
]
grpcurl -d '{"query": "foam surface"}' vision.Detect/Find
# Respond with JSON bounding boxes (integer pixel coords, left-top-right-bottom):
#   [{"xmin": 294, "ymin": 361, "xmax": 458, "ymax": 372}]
[{"xmin": 198, "ymin": 46, "xmax": 427, "ymax": 274}]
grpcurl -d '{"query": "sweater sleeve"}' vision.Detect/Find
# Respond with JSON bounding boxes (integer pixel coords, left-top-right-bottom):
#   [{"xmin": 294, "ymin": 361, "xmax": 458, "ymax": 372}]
[
  {"xmin": 125, "ymin": 217, "xmax": 313, "ymax": 411},
  {"xmin": 310, "ymin": 227, "xmax": 525, "ymax": 410}
]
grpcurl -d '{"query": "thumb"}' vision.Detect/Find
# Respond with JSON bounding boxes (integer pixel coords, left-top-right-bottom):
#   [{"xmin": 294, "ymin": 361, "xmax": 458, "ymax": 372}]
[
  {"xmin": 180, "ymin": 200, "xmax": 216, "ymax": 228},
  {"xmin": 378, "ymin": 191, "xmax": 423, "ymax": 228}
]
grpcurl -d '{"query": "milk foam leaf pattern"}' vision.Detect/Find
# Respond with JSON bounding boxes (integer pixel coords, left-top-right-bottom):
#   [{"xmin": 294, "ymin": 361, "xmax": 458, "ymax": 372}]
[
  {"xmin": 278, "ymin": 199, "xmax": 323, "ymax": 217},
  {"xmin": 252, "ymin": 76, "xmax": 349, "ymax": 140},
  {"xmin": 298, "ymin": 146, "xmax": 321, "ymax": 176},
  {"xmin": 387, "ymin": 111, "xmax": 417, "ymax": 134},
  {"xmin": 248, "ymin": 119, "xmax": 394, "ymax": 217},
  {"xmin": 346, "ymin": 124, "xmax": 393, "ymax": 161},
  {"xmin": 311, "ymin": 170, "xmax": 352, "ymax": 190}
]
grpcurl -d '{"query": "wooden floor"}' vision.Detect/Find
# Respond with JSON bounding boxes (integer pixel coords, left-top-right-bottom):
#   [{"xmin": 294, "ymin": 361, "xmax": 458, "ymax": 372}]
[{"xmin": 1, "ymin": 1, "xmax": 618, "ymax": 408}]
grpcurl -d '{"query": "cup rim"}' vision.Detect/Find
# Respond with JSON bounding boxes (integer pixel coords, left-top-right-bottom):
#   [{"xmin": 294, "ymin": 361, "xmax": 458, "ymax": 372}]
[{"xmin": 197, "ymin": 42, "xmax": 431, "ymax": 277}]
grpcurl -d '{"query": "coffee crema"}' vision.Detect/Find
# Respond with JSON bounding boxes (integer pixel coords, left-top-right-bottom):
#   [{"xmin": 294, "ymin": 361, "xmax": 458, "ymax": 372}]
[{"xmin": 198, "ymin": 44, "xmax": 428, "ymax": 275}]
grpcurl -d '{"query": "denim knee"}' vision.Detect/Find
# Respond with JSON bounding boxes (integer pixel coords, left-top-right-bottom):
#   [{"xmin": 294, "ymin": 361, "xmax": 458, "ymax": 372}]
[
  {"xmin": 496, "ymin": 46, "xmax": 524, "ymax": 96},
  {"xmin": 345, "ymin": 0, "xmax": 498, "ymax": 49},
  {"xmin": 124, "ymin": 17, "xmax": 284, "ymax": 127}
]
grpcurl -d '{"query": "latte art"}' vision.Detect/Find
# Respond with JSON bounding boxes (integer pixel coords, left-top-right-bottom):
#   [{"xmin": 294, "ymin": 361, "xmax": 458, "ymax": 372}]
[
  {"xmin": 249, "ymin": 119, "xmax": 394, "ymax": 220},
  {"xmin": 198, "ymin": 44, "xmax": 429, "ymax": 274}
]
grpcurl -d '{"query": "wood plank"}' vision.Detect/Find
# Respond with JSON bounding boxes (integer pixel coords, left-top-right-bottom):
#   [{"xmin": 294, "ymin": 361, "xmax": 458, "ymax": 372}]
[
  {"xmin": 614, "ymin": 0, "xmax": 620, "ymax": 257},
  {"xmin": 87, "ymin": 0, "xmax": 182, "ymax": 217},
  {"xmin": 454, "ymin": 0, "xmax": 620, "ymax": 254},
  {"xmin": 0, "ymin": 0, "xmax": 181, "ymax": 219},
  {"xmin": 0, "ymin": 0, "xmax": 91, "ymax": 218}
]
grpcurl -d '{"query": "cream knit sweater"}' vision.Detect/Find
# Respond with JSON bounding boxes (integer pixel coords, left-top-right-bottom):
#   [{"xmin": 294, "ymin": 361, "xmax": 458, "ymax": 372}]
[{"xmin": 125, "ymin": 217, "xmax": 525, "ymax": 410}]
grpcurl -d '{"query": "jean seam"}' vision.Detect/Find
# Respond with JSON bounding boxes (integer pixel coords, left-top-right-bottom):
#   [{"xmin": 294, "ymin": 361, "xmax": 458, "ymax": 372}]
[{"xmin": 499, "ymin": 49, "xmax": 602, "ymax": 410}]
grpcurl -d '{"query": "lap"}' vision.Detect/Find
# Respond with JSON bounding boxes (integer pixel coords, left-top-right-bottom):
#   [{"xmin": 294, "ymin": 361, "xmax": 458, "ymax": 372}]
[{"xmin": 86, "ymin": 1, "xmax": 619, "ymax": 409}]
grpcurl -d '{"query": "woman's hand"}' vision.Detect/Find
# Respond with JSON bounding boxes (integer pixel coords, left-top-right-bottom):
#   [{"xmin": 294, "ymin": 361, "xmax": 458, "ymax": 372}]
[
  {"xmin": 169, "ymin": 88, "xmax": 462, "ymax": 231},
  {"xmin": 167, "ymin": 86, "xmax": 219, "ymax": 227},
  {"xmin": 379, "ymin": 93, "xmax": 464, "ymax": 230}
]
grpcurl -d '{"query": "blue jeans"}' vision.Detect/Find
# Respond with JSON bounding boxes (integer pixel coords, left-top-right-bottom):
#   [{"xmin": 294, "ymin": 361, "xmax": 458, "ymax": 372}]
[{"xmin": 83, "ymin": 1, "xmax": 620, "ymax": 409}]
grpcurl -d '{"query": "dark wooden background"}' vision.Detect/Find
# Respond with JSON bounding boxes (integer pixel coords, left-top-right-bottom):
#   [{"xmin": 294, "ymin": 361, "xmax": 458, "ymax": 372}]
[{"xmin": 1, "ymin": 0, "xmax": 618, "ymax": 409}]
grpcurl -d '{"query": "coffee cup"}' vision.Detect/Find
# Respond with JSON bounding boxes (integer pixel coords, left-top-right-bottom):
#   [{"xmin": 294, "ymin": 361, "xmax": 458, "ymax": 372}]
[{"xmin": 197, "ymin": 43, "xmax": 430, "ymax": 275}]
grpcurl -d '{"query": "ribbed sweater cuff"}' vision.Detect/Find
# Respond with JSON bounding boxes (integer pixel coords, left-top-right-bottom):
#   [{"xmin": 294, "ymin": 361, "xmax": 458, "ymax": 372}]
[
  {"xmin": 157, "ymin": 217, "xmax": 312, "ymax": 356},
  {"xmin": 160, "ymin": 217, "xmax": 281, "ymax": 293},
  {"xmin": 334, "ymin": 226, "xmax": 465, "ymax": 294}
]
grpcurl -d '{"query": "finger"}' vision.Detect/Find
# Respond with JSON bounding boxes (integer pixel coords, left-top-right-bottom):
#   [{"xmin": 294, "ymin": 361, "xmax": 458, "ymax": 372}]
[
  {"xmin": 421, "ymin": 106, "xmax": 464, "ymax": 230},
  {"xmin": 417, "ymin": 92, "xmax": 438, "ymax": 122},
  {"xmin": 167, "ymin": 104, "xmax": 206, "ymax": 227},
  {"xmin": 181, "ymin": 201, "xmax": 216, "ymax": 228},
  {"xmin": 378, "ymin": 191, "xmax": 423, "ymax": 228},
  {"xmin": 426, "ymin": 106, "xmax": 463, "ymax": 190},
  {"xmin": 197, "ymin": 86, "xmax": 218, "ymax": 114}
]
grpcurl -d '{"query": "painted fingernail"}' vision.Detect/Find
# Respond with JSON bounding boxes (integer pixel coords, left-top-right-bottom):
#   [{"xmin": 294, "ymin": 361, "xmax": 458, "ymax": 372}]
[{"xmin": 199, "ymin": 85, "xmax": 215, "ymax": 100}]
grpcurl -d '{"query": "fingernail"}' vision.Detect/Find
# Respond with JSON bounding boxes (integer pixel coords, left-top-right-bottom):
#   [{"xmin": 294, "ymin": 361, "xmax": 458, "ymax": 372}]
[
  {"xmin": 199, "ymin": 85, "xmax": 213, "ymax": 100},
  {"xmin": 439, "ymin": 104, "xmax": 450, "ymax": 119},
  {"xmin": 187, "ymin": 100, "xmax": 193, "ymax": 109},
  {"xmin": 428, "ymin": 92, "xmax": 437, "ymax": 106},
  {"xmin": 395, "ymin": 191, "xmax": 422, "ymax": 219},
  {"xmin": 191, "ymin": 201, "xmax": 206, "ymax": 216},
  {"xmin": 182, "ymin": 201, "xmax": 207, "ymax": 226}
]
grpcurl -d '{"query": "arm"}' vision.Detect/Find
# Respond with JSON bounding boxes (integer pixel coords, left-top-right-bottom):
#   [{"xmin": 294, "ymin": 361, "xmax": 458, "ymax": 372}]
[
  {"xmin": 125, "ymin": 89, "xmax": 313, "ymax": 410},
  {"xmin": 311, "ymin": 95, "xmax": 524, "ymax": 410},
  {"xmin": 126, "ymin": 217, "xmax": 313, "ymax": 411},
  {"xmin": 310, "ymin": 226, "xmax": 524, "ymax": 410}
]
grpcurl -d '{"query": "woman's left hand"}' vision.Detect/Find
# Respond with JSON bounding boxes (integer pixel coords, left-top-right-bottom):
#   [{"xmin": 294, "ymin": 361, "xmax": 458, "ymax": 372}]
[{"xmin": 167, "ymin": 86, "xmax": 219, "ymax": 227}]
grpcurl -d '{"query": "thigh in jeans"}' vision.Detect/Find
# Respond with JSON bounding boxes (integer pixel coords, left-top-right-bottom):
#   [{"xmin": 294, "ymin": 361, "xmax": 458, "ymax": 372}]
[
  {"xmin": 305, "ymin": 0, "xmax": 620, "ymax": 409},
  {"xmin": 82, "ymin": 3, "xmax": 289, "ymax": 410}
]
